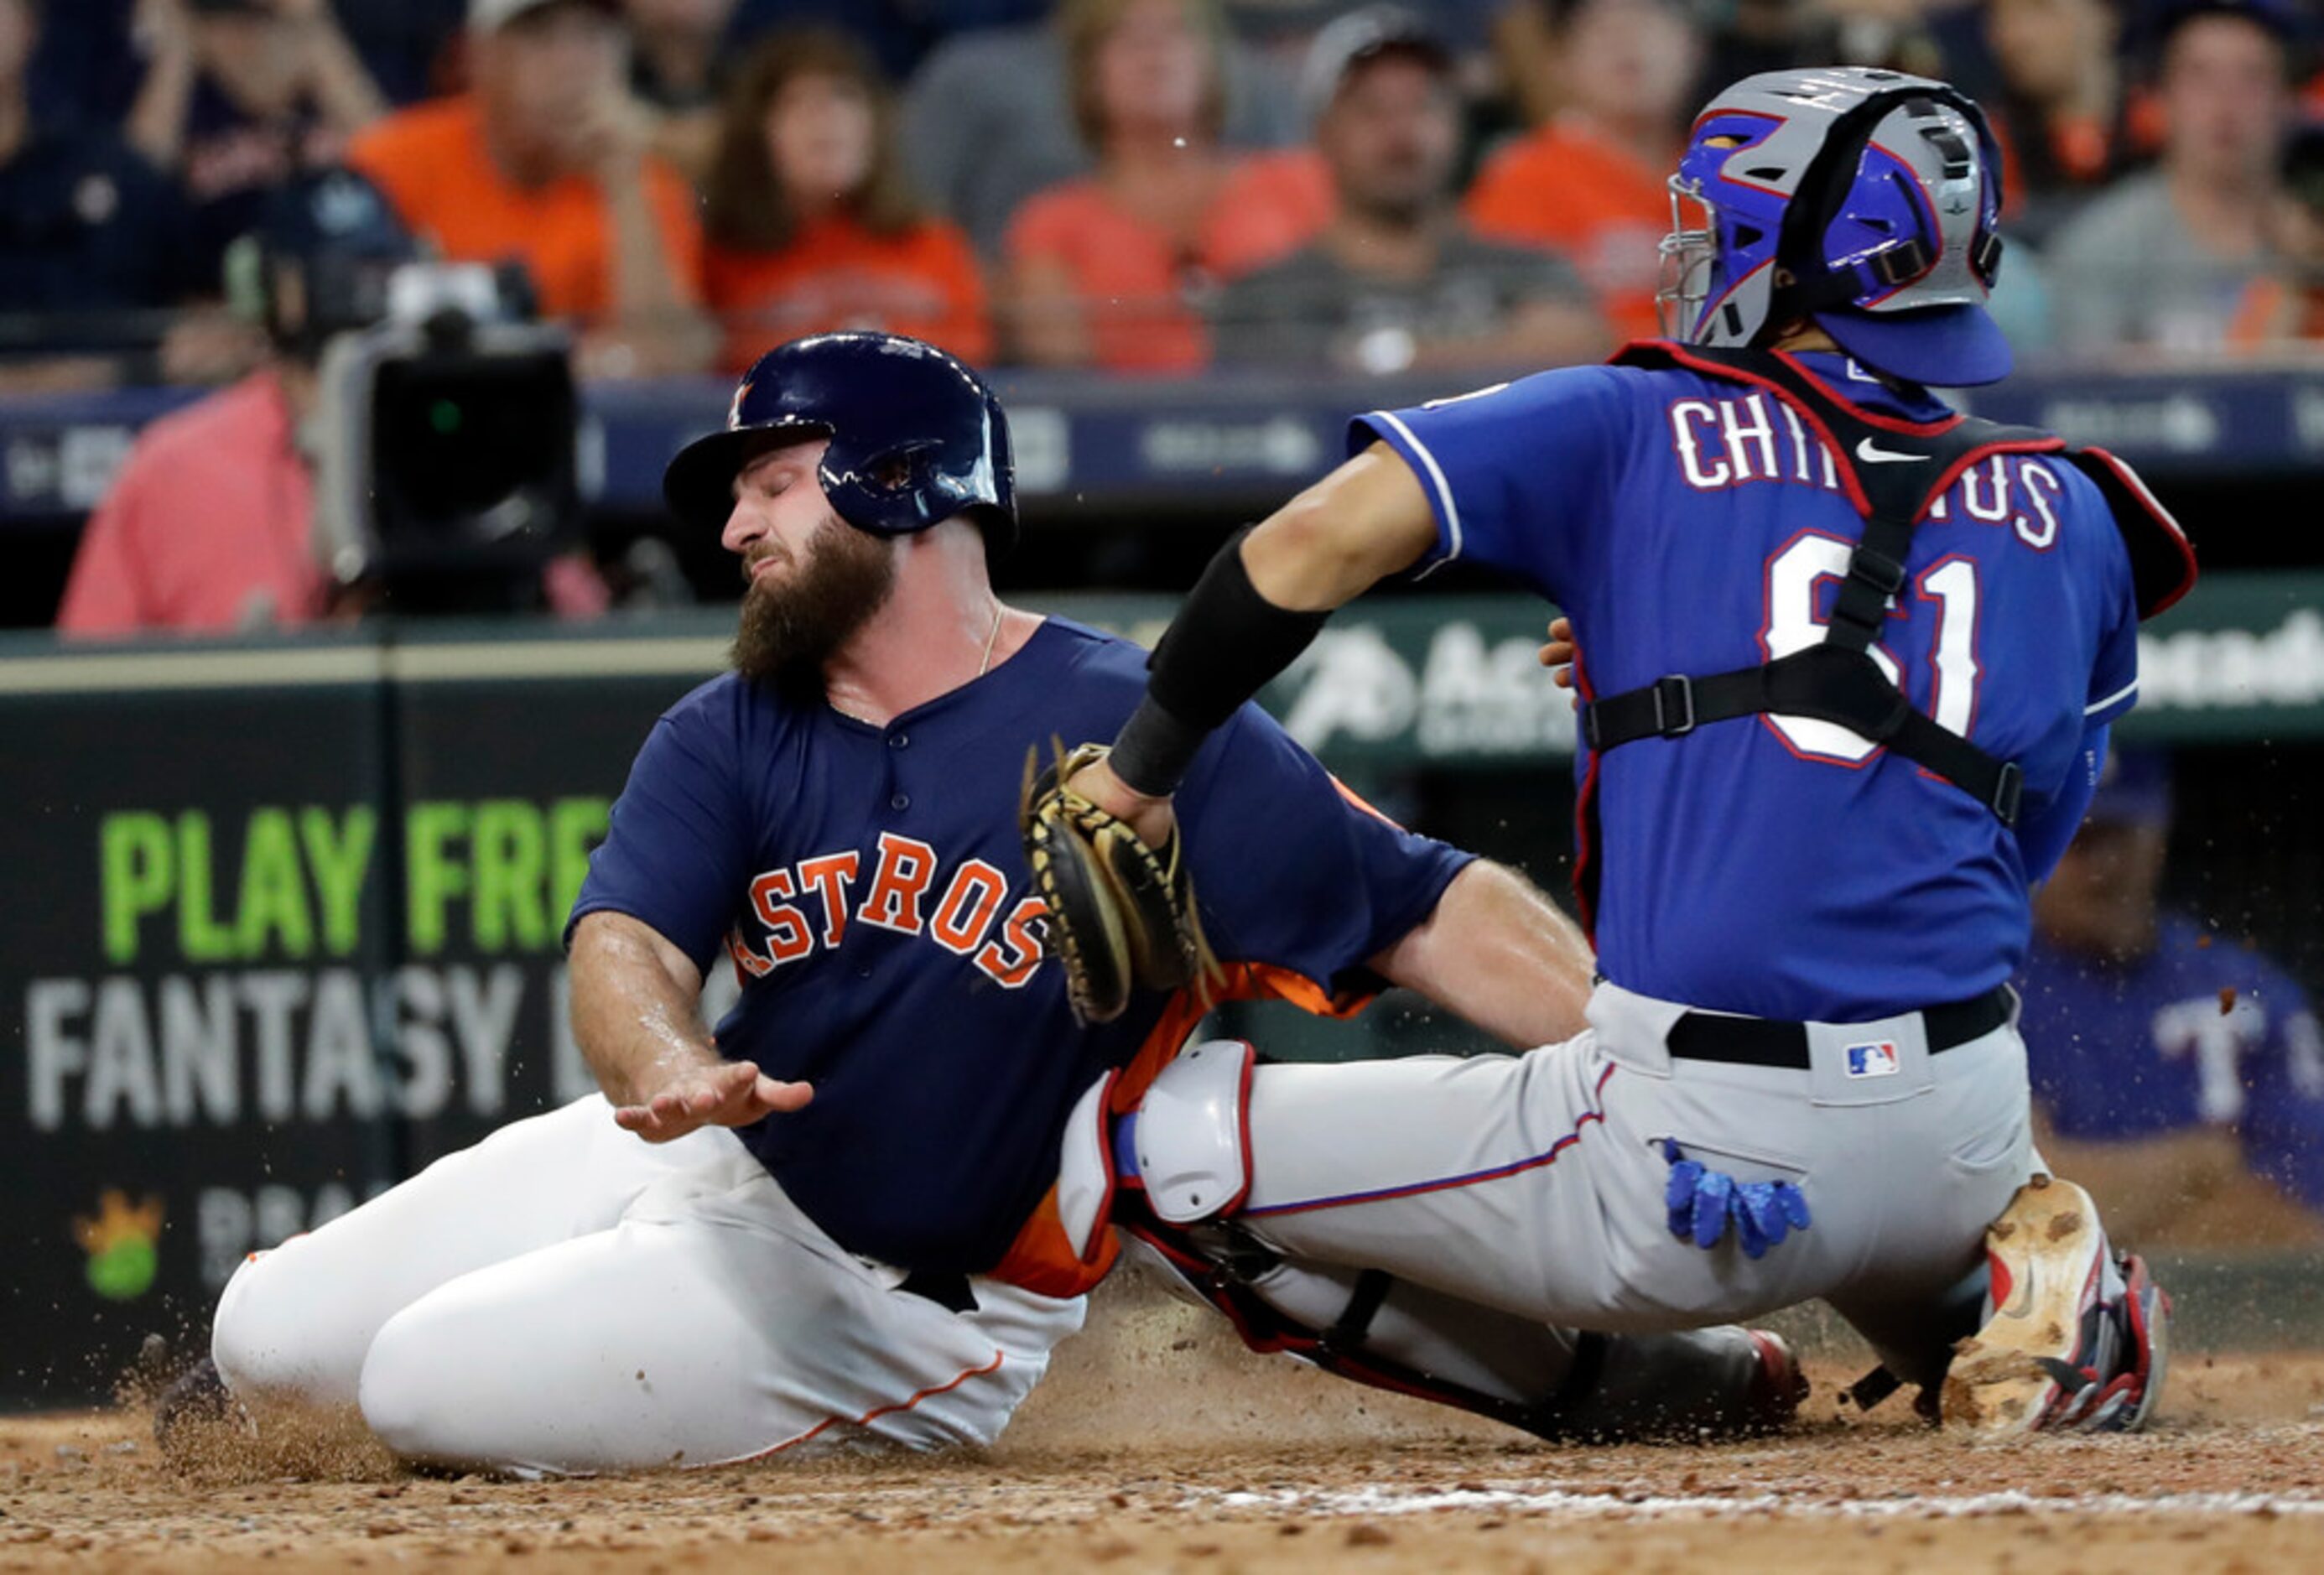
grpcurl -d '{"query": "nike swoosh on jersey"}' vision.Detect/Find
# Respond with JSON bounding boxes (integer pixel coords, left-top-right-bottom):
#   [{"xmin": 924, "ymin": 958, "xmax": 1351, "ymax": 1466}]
[{"xmin": 1855, "ymin": 438, "xmax": 1928, "ymax": 464}]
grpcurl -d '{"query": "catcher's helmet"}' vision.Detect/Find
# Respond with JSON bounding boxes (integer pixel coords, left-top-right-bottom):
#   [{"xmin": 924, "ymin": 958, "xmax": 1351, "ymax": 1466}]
[
  {"xmin": 663, "ymin": 332, "xmax": 1017, "ymax": 554},
  {"xmin": 1659, "ymin": 66, "xmax": 2011, "ymax": 387}
]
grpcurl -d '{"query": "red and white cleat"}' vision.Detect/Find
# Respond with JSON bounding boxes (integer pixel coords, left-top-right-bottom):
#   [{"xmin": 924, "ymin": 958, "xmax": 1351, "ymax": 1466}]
[
  {"xmin": 1941, "ymin": 1176, "xmax": 2171, "ymax": 1436},
  {"xmin": 1744, "ymin": 1328, "xmax": 1812, "ymax": 1433}
]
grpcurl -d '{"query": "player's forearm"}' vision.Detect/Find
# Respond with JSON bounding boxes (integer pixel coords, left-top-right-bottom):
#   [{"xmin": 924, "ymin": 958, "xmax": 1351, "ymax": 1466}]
[
  {"xmin": 567, "ymin": 911, "xmax": 720, "ymax": 1108},
  {"xmin": 1109, "ymin": 447, "xmax": 1436, "ymax": 798},
  {"xmin": 1370, "ymin": 860, "xmax": 1596, "ymax": 1049}
]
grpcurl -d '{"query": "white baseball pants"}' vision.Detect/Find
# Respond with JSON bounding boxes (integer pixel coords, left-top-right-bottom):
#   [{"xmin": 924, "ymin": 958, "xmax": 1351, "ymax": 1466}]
[
  {"xmin": 210, "ymin": 1096, "xmax": 1084, "ymax": 1475},
  {"xmin": 1235, "ymin": 981, "xmax": 2038, "ymax": 1388}
]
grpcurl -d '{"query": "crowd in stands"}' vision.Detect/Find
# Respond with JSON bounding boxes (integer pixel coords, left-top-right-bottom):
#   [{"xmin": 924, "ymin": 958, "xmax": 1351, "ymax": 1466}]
[{"xmin": 4, "ymin": 0, "xmax": 2322, "ymax": 395}]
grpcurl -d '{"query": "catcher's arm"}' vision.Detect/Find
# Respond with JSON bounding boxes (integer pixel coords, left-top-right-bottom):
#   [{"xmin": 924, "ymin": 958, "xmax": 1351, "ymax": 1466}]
[
  {"xmin": 1072, "ymin": 442, "xmax": 1439, "ymax": 838},
  {"xmin": 1369, "ymin": 860, "xmax": 1596, "ymax": 1048},
  {"xmin": 1023, "ymin": 448, "xmax": 1437, "ymax": 1023}
]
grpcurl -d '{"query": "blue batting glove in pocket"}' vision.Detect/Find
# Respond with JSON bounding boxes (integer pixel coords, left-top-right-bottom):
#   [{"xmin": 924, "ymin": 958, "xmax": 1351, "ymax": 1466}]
[{"xmin": 1662, "ymin": 1141, "xmax": 1812, "ymax": 1260}]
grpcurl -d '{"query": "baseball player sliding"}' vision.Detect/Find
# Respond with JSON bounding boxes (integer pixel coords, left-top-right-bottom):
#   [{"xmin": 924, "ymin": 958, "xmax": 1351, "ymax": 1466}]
[
  {"xmin": 177, "ymin": 334, "xmax": 1801, "ymax": 1475},
  {"xmin": 1033, "ymin": 66, "xmax": 2191, "ymax": 1433}
]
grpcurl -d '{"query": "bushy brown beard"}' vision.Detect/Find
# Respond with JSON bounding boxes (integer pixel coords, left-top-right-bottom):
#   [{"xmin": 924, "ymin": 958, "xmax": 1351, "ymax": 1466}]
[{"xmin": 730, "ymin": 515, "xmax": 898, "ymax": 696}]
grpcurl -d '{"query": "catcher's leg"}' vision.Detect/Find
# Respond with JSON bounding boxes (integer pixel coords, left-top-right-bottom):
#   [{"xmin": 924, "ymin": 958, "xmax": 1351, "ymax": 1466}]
[
  {"xmin": 211, "ymin": 1095, "xmax": 729, "ymax": 1411},
  {"xmin": 1821, "ymin": 1261, "xmax": 1990, "ymax": 1422},
  {"xmin": 1123, "ymin": 1033, "xmax": 1827, "ymax": 1332},
  {"xmin": 1109, "ymin": 1042, "xmax": 1805, "ymax": 1439},
  {"xmin": 1124, "ymin": 1222, "xmax": 1803, "ymax": 1441},
  {"xmin": 356, "ymin": 1147, "xmax": 1082, "ymax": 1474}
]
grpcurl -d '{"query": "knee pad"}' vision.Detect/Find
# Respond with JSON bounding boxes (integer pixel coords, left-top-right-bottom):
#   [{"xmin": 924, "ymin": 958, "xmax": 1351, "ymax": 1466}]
[{"xmin": 1119, "ymin": 1039, "xmax": 1255, "ymax": 1224}]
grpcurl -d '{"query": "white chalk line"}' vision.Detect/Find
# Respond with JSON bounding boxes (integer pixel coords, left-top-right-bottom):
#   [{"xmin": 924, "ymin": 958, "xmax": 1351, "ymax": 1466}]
[{"xmin": 1201, "ymin": 1484, "xmax": 2324, "ymax": 1522}]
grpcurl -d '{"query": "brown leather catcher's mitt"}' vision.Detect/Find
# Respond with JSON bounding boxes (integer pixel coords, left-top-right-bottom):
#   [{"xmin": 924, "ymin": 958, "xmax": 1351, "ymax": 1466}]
[{"xmin": 1020, "ymin": 741, "xmax": 1217, "ymax": 1024}]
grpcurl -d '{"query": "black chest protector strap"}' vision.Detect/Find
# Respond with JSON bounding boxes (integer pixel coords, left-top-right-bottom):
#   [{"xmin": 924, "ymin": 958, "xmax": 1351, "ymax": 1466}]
[{"xmin": 1584, "ymin": 344, "xmax": 2063, "ymax": 826}]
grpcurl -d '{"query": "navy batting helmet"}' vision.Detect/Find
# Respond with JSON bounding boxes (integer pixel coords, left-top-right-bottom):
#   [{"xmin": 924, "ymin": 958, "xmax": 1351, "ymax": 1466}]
[{"xmin": 663, "ymin": 333, "xmax": 1017, "ymax": 554}]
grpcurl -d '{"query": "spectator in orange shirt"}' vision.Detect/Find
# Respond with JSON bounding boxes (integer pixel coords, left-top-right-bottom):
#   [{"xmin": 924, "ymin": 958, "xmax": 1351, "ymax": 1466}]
[
  {"xmin": 1464, "ymin": 0, "xmax": 1703, "ymax": 344},
  {"xmin": 699, "ymin": 29, "xmax": 989, "ymax": 374},
  {"xmin": 57, "ymin": 169, "xmax": 607, "ymax": 637},
  {"xmin": 346, "ymin": 0, "xmax": 711, "ymax": 377},
  {"xmin": 1003, "ymin": 0, "xmax": 1331, "ymax": 372}
]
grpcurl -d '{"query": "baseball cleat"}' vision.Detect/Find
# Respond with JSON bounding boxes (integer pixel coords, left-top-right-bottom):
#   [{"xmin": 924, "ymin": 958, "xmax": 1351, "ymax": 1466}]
[
  {"xmin": 1743, "ymin": 1328, "xmax": 1812, "ymax": 1433},
  {"xmin": 153, "ymin": 1355, "xmax": 236, "ymax": 1459},
  {"xmin": 1940, "ymin": 1176, "xmax": 2171, "ymax": 1436}
]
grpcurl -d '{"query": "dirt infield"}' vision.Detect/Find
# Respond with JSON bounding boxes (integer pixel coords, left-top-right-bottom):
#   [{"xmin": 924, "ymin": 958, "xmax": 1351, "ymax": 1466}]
[{"xmin": 4, "ymin": 1287, "xmax": 2322, "ymax": 1573}]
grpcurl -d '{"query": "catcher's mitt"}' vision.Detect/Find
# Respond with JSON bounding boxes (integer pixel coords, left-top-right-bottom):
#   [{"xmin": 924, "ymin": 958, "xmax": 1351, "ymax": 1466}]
[{"xmin": 1021, "ymin": 741, "xmax": 1217, "ymax": 1024}]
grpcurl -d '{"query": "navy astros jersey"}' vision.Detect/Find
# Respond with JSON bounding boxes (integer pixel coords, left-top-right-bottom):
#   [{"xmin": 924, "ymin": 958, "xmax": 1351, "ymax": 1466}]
[
  {"xmin": 1357, "ymin": 350, "xmax": 2141, "ymax": 1022},
  {"xmin": 569, "ymin": 618, "xmax": 1470, "ymax": 1275},
  {"xmin": 2018, "ymin": 917, "xmax": 2324, "ymax": 1210}
]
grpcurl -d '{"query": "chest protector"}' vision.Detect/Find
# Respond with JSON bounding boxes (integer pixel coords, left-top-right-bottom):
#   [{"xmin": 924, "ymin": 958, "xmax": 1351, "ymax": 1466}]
[
  {"xmin": 1568, "ymin": 343, "xmax": 2196, "ymax": 933},
  {"xmin": 1582, "ymin": 344, "xmax": 2196, "ymax": 828}
]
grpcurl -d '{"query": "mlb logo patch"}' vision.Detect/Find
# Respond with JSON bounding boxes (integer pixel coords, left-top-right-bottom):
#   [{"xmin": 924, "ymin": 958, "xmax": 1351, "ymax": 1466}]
[{"xmin": 1844, "ymin": 1041, "xmax": 1900, "ymax": 1079}]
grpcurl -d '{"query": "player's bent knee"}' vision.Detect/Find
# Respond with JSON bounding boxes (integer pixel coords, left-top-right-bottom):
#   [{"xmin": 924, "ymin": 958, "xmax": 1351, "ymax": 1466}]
[
  {"xmin": 211, "ymin": 1244, "xmax": 365, "ymax": 1407},
  {"xmin": 355, "ymin": 1303, "xmax": 470, "ymax": 1464}
]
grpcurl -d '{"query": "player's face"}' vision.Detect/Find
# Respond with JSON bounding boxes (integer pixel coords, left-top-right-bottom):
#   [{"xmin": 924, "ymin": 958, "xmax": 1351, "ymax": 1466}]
[
  {"xmin": 724, "ymin": 438, "xmax": 838, "ymax": 570},
  {"xmin": 2033, "ymin": 819, "xmax": 2168, "ymax": 960},
  {"xmin": 725, "ymin": 439, "xmax": 899, "ymax": 689},
  {"xmin": 1320, "ymin": 55, "xmax": 1459, "ymax": 225}
]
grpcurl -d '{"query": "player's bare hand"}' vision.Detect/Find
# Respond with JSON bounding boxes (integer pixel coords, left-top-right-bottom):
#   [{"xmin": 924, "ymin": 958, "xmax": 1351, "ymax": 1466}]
[
  {"xmin": 1068, "ymin": 753, "xmax": 1177, "ymax": 849},
  {"xmin": 1536, "ymin": 616, "xmax": 1578, "ymax": 689},
  {"xmin": 614, "ymin": 1059, "xmax": 811, "ymax": 1143}
]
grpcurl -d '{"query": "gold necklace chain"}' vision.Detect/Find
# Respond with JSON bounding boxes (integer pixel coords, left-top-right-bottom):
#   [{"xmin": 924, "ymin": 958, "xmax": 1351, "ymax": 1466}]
[{"xmin": 977, "ymin": 603, "xmax": 1005, "ymax": 677}]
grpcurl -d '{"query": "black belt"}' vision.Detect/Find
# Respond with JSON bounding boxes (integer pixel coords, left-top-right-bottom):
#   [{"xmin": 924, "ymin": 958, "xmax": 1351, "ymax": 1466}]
[{"xmin": 1666, "ymin": 985, "xmax": 2013, "ymax": 1072}]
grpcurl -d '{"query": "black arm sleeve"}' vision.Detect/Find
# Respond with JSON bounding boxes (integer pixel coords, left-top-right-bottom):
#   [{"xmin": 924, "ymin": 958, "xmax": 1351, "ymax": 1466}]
[{"xmin": 1109, "ymin": 528, "xmax": 1332, "ymax": 797}]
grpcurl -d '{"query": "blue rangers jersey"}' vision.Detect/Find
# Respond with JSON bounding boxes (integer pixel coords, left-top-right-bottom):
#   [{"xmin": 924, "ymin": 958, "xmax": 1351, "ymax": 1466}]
[
  {"xmin": 569, "ymin": 618, "xmax": 1470, "ymax": 1278},
  {"xmin": 2018, "ymin": 917, "xmax": 2324, "ymax": 1211},
  {"xmin": 1356, "ymin": 349, "xmax": 2147, "ymax": 1021}
]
